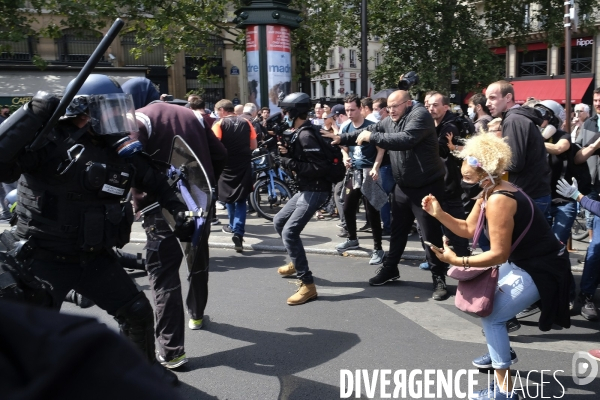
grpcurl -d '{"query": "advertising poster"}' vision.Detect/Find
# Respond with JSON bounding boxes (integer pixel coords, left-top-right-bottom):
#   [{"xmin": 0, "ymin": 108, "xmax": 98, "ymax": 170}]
[
  {"xmin": 246, "ymin": 25, "xmax": 260, "ymax": 108},
  {"xmin": 266, "ymin": 25, "xmax": 291, "ymax": 113}
]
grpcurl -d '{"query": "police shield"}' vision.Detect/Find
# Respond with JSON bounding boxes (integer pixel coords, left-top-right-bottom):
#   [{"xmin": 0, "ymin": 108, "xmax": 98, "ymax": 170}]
[{"xmin": 163, "ymin": 135, "xmax": 214, "ymax": 274}]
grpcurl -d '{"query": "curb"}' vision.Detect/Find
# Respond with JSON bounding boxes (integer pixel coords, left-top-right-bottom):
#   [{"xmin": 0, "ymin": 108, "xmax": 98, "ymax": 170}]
[{"xmin": 129, "ymin": 237, "xmax": 585, "ymax": 271}]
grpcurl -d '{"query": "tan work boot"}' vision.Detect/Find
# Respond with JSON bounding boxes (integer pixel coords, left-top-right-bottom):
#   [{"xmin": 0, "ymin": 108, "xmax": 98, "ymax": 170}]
[
  {"xmin": 277, "ymin": 262, "xmax": 296, "ymax": 277},
  {"xmin": 287, "ymin": 281, "xmax": 317, "ymax": 305}
]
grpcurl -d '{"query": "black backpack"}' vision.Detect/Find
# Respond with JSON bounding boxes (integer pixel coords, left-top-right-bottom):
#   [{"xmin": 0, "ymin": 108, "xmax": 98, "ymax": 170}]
[{"xmin": 302, "ymin": 125, "xmax": 346, "ymax": 184}]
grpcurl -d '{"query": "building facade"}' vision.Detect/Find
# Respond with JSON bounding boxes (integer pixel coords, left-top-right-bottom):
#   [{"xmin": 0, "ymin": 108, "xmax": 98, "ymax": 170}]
[
  {"xmin": 0, "ymin": 15, "xmax": 249, "ymax": 110},
  {"xmin": 309, "ymin": 39, "xmax": 383, "ymax": 103}
]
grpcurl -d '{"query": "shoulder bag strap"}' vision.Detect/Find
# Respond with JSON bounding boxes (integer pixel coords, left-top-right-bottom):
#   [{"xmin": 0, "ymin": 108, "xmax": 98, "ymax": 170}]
[{"xmin": 510, "ymin": 186, "xmax": 535, "ymax": 252}]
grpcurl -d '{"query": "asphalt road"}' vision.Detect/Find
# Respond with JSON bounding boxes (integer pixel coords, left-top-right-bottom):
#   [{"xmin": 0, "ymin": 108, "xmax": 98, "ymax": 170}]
[{"xmin": 61, "ymin": 243, "xmax": 600, "ymax": 400}]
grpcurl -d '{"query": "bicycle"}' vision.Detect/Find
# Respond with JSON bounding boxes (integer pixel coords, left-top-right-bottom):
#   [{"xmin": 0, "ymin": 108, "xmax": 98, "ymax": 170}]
[
  {"xmin": 250, "ymin": 147, "xmax": 296, "ymax": 221},
  {"xmin": 572, "ymin": 206, "xmax": 588, "ymax": 241}
]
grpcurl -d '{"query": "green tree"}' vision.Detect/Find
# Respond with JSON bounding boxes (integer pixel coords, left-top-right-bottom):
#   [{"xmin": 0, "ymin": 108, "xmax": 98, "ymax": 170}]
[{"xmin": 368, "ymin": 0, "xmax": 503, "ymax": 96}]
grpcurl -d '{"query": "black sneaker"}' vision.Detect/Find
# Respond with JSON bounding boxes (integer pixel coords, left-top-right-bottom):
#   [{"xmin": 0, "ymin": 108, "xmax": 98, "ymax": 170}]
[
  {"xmin": 515, "ymin": 304, "xmax": 541, "ymax": 319},
  {"xmin": 232, "ymin": 234, "xmax": 243, "ymax": 253},
  {"xmin": 432, "ymin": 275, "xmax": 448, "ymax": 301},
  {"xmin": 357, "ymin": 223, "xmax": 371, "ymax": 232},
  {"xmin": 368, "ymin": 266, "xmax": 400, "ymax": 286},
  {"xmin": 222, "ymin": 225, "xmax": 234, "ymax": 234},
  {"xmin": 482, "ymin": 317, "xmax": 521, "ymax": 336},
  {"xmin": 579, "ymin": 293, "xmax": 598, "ymax": 321}
]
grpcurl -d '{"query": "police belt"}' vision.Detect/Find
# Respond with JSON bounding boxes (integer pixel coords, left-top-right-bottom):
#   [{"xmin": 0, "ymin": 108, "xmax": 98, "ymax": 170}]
[{"xmin": 31, "ymin": 248, "xmax": 83, "ymax": 264}]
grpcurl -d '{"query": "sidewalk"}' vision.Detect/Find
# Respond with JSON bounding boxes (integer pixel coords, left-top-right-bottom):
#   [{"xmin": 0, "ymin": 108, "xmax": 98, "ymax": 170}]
[{"xmin": 129, "ymin": 207, "xmax": 588, "ymax": 272}]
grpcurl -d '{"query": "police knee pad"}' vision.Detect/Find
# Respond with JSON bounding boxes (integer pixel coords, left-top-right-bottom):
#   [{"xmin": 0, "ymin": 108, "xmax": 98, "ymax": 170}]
[
  {"xmin": 114, "ymin": 291, "xmax": 153, "ymax": 325},
  {"xmin": 114, "ymin": 292, "xmax": 155, "ymax": 362}
]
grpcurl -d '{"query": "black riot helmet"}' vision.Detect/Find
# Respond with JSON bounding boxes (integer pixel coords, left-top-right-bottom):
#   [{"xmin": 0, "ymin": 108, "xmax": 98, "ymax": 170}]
[{"xmin": 278, "ymin": 92, "xmax": 311, "ymax": 121}]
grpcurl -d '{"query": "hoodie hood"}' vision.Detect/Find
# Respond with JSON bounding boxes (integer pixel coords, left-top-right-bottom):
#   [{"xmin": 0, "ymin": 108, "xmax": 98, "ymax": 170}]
[
  {"xmin": 121, "ymin": 77, "xmax": 161, "ymax": 110},
  {"xmin": 504, "ymin": 105, "xmax": 543, "ymax": 126}
]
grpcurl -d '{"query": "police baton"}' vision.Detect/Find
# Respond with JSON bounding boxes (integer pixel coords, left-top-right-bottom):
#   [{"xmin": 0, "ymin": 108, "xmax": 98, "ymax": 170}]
[{"xmin": 28, "ymin": 18, "xmax": 125, "ymax": 151}]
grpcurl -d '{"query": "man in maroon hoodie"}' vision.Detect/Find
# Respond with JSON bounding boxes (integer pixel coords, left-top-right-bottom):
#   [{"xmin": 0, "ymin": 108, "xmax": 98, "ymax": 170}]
[{"xmin": 126, "ymin": 79, "xmax": 227, "ymax": 369}]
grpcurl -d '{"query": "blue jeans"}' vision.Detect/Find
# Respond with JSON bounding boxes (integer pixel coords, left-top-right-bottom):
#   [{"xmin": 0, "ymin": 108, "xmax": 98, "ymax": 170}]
[
  {"xmin": 533, "ymin": 194, "xmax": 551, "ymax": 222},
  {"xmin": 378, "ymin": 165, "xmax": 395, "ymax": 231},
  {"xmin": 273, "ymin": 191, "xmax": 330, "ymax": 284},
  {"xmin": 225, "ymin": 200, "xmax": 247, "ymax": 236},
  {"xmin": 581, "ymin": 215, "xmax": 600, "ymax": 296},
  {"xmin": 550, "ymin": 201, "xmax": 578, "ymax": 244},
  {"xmin": 481, "ymin": 262, "xmax": 540, "ymax": 369}
]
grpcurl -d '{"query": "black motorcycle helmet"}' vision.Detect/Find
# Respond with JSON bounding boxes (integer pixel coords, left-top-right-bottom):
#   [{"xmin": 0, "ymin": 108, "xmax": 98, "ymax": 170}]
[{"xmin": 278, "ymin": 92, "xmax": 311, "ymax": 121}]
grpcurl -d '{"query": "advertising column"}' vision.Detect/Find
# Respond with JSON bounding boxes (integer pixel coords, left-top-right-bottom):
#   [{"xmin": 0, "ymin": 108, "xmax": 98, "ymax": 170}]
[
  {"xmin": 246, "ymin": 25, "xmax": 261, "ymax": 108},
  {"xmin": 266, "ymin": 25, "xmax": 291, "ymax": 113}
]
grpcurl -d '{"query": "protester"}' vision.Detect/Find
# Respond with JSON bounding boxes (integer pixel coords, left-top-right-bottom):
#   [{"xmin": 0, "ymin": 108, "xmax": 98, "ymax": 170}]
[
  {"xmin": 422, "ymin": 133, "xmax": 571, "ymax": 400},
  {"xmin": 311, "ymin": 103, "xmax": 325, "ymax": 125},
  {"xmin": 327, "ymin": 90, "xmax": 449, "ymax": 300},
  {"xmin": 213, "ymin": 99, "xmax": 257, "ymax": 252},
  {"xmin": 187, "ymin": 94, "xmax": 215, "ymax": 129},
  {"xmin": 468, "ymin": 93, "xmax": 493, "ymax": 133},
  {"xmin": 425, "ymin": 92, "xmax": 470, "ymax": 267},
  {"xmin": 486, "ymin": 81, "xmax": 551, "ymax": 216},
  {"xmin": 234, "ymin": 104, "xmax": 244, "ymax": 116},
  {"xmin": 573, "ymin": 87, "xmax": 600, "ymax": 320},
  {"xmin": 571, "ymin": 103, "xmax": 590, "ymax": 142},
  {"xmin": 334, "ymin": 94, "xmax": 385, "ymax": 265}
]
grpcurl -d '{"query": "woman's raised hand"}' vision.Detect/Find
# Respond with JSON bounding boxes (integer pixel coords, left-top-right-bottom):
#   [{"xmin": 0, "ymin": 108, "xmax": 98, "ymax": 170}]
[{"xmin": 421, "ymin": 194, "xmax": 442, "ymax": 218}]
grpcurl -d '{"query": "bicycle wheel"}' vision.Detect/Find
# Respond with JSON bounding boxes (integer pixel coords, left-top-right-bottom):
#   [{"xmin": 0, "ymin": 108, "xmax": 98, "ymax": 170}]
[
  {"xmin": 572, "ymin": 209, "xmax": 589, "ymax": 241},
  {"xmin": 251, "ymin": 178, "xmax": 293, "ymax": 221}
]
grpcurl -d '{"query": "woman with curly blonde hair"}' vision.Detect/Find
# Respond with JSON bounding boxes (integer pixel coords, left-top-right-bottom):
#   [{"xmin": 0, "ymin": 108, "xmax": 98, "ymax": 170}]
[{"xmin": 421, "ymin": 133, "xmax": 572, "ymax": 400}]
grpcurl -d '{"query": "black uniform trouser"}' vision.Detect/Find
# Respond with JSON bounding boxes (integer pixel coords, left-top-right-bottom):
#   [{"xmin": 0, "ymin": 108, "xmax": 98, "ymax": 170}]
[
  {"xmin": 384, "ymin": 179, "xmax": 448, "ymax": 277},
  {"xmin": 143, "ymin": 213, "xmax": 209, "ymax": 361},
  {"xmin": 30, "ymin": 252, "xmax": 140, "ymax": 315}
]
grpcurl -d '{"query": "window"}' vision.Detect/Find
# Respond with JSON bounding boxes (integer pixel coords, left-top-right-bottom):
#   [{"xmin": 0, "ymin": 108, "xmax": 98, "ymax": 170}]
[
  {"xmin": 518, "ymin": 49, "xmax": 547, "ymax": 77},
  {"xmin": 122, "ymin": 33, "xmax": 166, "ymax": 66},
  {"xmin": 312, "ymin": 82, "xmax": 317, "ymax": 98},
  {"xmin": 349, "ymin": 49, "xmax": 356, "ymax": 68},
  {"xmin": 350, "ymin": 79, "xmax": 357, "ymax": 94},
  {"xmin": 185, "ymin": 35, "xmax": 225, "ymax": 110},
  {"xmin": 56, "ymin": 28, "xmax": 105, "ymax": 63},
  {"xmin": 0, "ymin": 37, "xmax": 35, "ymax": 62},
  {"xmin": 330, "ymin": 79, "xmax": 335, "ymax": 97},
  {"xmin": 497, "ymin": 54, "xmax": 506, "ymax": 78},
  {"xmin": 328, "ymin": 49, "xmax": 334, "ymax": 68},
  {"xmin": 560, "ymin": 45, "xmax": 593, "ymax": 74}
]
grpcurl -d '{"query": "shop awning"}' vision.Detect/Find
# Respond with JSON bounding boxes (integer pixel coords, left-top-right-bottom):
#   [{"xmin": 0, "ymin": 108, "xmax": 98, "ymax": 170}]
[{"xmin": 510, "ymin": 77, "xmax": 593, "ymax": 104}]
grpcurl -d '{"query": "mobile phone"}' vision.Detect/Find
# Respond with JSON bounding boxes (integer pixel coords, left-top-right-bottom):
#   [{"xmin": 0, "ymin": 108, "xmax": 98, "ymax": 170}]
[{"xmin": 423, "ymin": 241, "xmax": 442, "ymax": 252}]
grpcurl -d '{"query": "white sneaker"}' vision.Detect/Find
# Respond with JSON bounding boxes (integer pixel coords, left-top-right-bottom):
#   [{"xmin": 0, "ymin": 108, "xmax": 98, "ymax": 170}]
[
  {"xmin": 188, "ymin": 318, "xmax": 203, "ymax": 330},
  {"xmin": 369, "ymin": 249, "xmax": 385, "ymax": 265}
]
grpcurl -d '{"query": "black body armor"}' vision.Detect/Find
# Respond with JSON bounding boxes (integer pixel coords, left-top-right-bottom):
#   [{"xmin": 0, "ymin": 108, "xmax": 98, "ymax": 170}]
[{"xmin": 14, "ymin": 123, "xmax": 137, "ymax": 255}]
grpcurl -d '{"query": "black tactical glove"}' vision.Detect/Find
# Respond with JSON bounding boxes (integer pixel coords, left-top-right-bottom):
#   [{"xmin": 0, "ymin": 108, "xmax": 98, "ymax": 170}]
[
  {"xmin": 30, "ymin": 91, "xmax": 60, "ymax": 121},
  {"xmin": 173, "ymin": 211, "xmax": 195, "ymax": 242}
]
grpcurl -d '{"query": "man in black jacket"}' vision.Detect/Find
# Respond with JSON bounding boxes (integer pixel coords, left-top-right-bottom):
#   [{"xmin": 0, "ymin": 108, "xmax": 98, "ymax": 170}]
[
  {"xmin": 331, "ymin": 90, "xmax": 450, "ymax": 300},
  {"xmin": 426, "ymin": 93, "xmax": 470, "ymax": 265},
  {"xmin": 274, "ymin": 93, "xmax": 332, "ymax": 305},
  {"xmin": 486, "ymin": 81, "xmax": 551, "ymax": 212}
]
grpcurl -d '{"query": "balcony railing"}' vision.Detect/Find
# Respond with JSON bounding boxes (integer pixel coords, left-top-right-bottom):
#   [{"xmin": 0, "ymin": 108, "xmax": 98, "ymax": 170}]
[{"xmin": 519, "ymin": 61, "xmax": 547, "ymax": 77}]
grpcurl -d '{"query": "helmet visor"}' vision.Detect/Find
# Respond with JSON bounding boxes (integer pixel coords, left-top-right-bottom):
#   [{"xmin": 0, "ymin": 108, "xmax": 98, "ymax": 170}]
[{"xmin": 88, "ymin": 93, "xmax": 138, "ymax": 135}]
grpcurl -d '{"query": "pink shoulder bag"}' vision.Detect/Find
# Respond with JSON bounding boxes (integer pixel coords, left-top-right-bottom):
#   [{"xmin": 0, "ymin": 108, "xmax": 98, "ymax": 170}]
[{"xmin": 447, "ymin": 187, "xmax": 534, "ymax": 317}]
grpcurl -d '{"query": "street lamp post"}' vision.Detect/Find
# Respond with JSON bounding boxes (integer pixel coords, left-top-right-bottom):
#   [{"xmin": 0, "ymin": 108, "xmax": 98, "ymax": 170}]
[
  {"xmin": 234, "ymin": 0, "xmax": 302, "ymax": 112},
  {"xmin": 360, "ymin": 0, "xmax": 368, "ymax": 97},
  {"xmin": 564, "ymin": 0, "xmax": 573, "ymax": 133}
]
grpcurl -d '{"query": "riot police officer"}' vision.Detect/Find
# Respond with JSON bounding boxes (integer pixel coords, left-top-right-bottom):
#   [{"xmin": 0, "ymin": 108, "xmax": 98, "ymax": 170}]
[{"xmin": 0, "ymin": 74, "xmax": 192, "ymax": 385}]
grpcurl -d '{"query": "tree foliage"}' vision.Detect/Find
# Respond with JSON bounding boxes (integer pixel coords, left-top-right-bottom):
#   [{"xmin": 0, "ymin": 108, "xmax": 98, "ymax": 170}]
[{"xmin": 368, "ymin": 0, "xmax": 504, "ymax": 95}]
